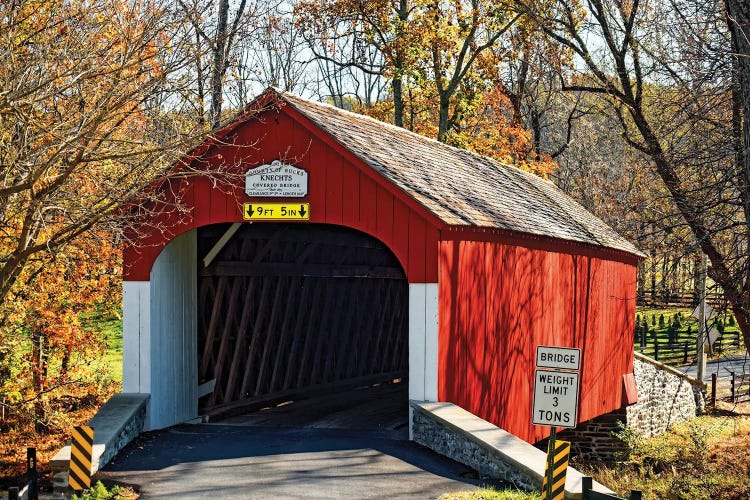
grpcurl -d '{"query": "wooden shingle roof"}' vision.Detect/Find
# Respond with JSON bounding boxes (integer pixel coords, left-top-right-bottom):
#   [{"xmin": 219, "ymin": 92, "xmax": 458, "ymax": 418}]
[{"xmin": 263, "ymin": 88, "xmax": 642, "ymax": 257}]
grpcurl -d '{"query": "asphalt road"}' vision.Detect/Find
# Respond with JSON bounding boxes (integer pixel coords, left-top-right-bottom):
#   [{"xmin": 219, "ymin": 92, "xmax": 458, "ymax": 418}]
[
  {"xmin": 680, "ymin": 353, "xmax": 750, "ymax": 383},
  {"xmin": 99, "ymin": 424, "xmax": 482, "ymax": 499}
]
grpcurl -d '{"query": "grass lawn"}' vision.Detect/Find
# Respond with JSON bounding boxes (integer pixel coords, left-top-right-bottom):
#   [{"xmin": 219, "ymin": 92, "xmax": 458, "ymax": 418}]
[
  {"xmin": 438, "ymin": 488, "xmax": 541, "ymax": 499},
  {"xmin": 82, "ymin": 313, "xmax": 123, "ymax": 384},
  {"xmin": 634, "ymin": 307, "xmax": 744, "ymax": 364}
]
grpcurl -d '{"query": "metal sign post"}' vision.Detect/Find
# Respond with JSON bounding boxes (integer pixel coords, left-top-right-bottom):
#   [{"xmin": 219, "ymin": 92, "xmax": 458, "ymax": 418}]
[
  {"xmin": 533, "ymin": 346, "xmax": 580, "ymax": 500},
  {"xmin": 542, "ymin": 427, "xmax": 571, "ymax": 500},
  {"xmin": 546, "ymin": 427, "xmax": 556, "ymax": 499}
]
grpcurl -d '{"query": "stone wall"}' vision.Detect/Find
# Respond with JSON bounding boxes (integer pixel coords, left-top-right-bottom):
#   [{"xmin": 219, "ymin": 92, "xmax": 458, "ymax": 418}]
[
  {"xmin": 625, "ymin": 353, "xmax": 706, "ymax": 438},
  {"xmin": 412, "ymin": 408, "xmax": 538, "ymax": 490},
  {"xmin": 552, "ymin": 409, "xmax": 629, "ymax": 462},
  {"xmin": 96, "ymin": 395, "xmax": 148, "ymax": 470}
]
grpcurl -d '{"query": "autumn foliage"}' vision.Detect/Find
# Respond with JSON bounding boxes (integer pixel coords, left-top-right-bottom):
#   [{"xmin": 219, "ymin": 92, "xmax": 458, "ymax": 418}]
[{"xmin": 0, "ymin": 3, "xmax": 210, "ymax": 473}]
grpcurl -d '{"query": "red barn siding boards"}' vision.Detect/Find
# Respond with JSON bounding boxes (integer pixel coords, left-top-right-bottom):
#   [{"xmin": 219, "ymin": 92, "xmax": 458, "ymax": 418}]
[
  {"xmin": 324, "ymin": 149, "xmax": 344, "ymax": 225},
  {"xmin": 341, "ymin": 164, "xmax": 360, "ymax": 229},
  {"xmin": 122, "ymin": 102, "xmax": 441, "ymax": 284},
  {"xmin": 376, "ymin": 185, "xmax": 395, "ymax": 249},
  {"xmin": 438, "ymin": 235, "xmax": 638, "ymax": 444},
  {"xmin": 578, "ymin": 259, "xmax": 637, "ymax": 422},
  {"xmin": 358, "ymin": 175, "xmax": 378, "ymax": 238}
]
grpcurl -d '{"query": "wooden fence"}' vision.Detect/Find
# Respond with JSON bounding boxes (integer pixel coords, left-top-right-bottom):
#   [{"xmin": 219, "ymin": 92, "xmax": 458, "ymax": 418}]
[
  {"xmin": 637, "ymin": 290, "xmax": 726, "ymax": 309},
  {"xmin": 8, "ymin": 448, "xmax": 37, "ymax": 500},
  {"xmin": 634, "ymin": 331, "xmax": 741, "ymax": 366},
  {"xmin": 729, "ymin": 372, "xmax": 750, "ymax": 402}
]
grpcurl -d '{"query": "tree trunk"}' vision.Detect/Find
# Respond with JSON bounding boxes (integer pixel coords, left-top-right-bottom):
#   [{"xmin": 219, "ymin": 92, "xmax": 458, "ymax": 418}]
[
  {"xmin": 196, "ymin": 29, "xmax": 207, "ymax": 129},
  {"xmin": 437, "ymin": 95, "xmax": 450, "ymax": 142},
  {"xmin": 391, "ymin": 0, "xmax": 409, "ymax": 128},
  {"xmin": 392, "ymin": 71, "xmax": 404, "ymax": 128},
  {"xmin": 210, "ymin": 0, "xmax": 230, "ymax": 130},
  {"xmin": 726, "ymin": 0, "xmax": 750, "ymax": 352}
]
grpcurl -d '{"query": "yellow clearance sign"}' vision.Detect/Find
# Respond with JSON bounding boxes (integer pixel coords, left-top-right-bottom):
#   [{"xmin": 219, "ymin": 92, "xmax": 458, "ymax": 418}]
[{"xmin": 243, "ymin": 203, "xmax": 310, "ymax": 220}]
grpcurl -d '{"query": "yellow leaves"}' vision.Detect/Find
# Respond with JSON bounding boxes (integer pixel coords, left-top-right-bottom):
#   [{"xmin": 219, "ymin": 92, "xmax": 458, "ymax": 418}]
[{"xmin": 5, "ymin": 390, "xmax": 24, "ymax": 404}]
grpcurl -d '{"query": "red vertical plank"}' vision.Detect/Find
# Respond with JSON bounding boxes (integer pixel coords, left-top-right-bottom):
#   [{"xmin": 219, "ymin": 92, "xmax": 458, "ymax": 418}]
[
  {"xmin": 483, "ymin": 242, "xmax": 502, "ymax": 424},
  {"xmin": 464, "ymin": 241, "xmax": 486, "ymax": 417},
  {"xmin": 173, "ymin": 178, "xmax": 195, "ymax": 235},
  {"xmin": 341, "ymin": 162, "xmax": 360, "ymax": 228},
  {"xmin": 210, "ymin": 178, "xmax": 228, "ymax": 223},
  {"xmin": 391, "ymin": 200, "xmax": 410, "ymax": 276},
  {"xmin": 581, "ymin": 257, "xmax": 602, "ymax": 422},
  {"xmin": 286, "ymin": 119, "xmax": 311, "ymax": 211},
  {"xmin": 307, "ymin": 142, "xmax": 327, "ymax": 224},
  {"xmin": 228, "ymin": 183, "xmax": 244, "ymax": 222},
  {"xmin": 284, "ymin": 116, "xmax": 306, "ymax": 166},
  {"xmin": 456, "ymin": 241, "xmax": 474, "ymax": 413},
  {"xmin": 264, "ymin": 115, "xmax": 281, "ymax": 164},
  {"xmin": 325, "ymin": 150, "xmax": 343, "ymax": 224},
  {"xmin": 424, "ymin": 226, "xmax": 439, "ymax": 283},
  {"xmin": 408, "ymin": 213, "xmax": 426, "ymax": 283},
  {"xmin": 437, "ymin": 240, "xmax": 453, "ymax": 401},
  {"xmin": 375, "ymin": 185, "xmax": 394, "ymax": 247},
  {"xmin": 450, "ymin": 240, "xmax": 469, "ymax": 409},
  {"xmin": 193, "ymin": 179, "xmax": 211, "ymax": 228},
  {"xmin": 359, "ymin": 174, "xmax": 377, "ymax": 236}
]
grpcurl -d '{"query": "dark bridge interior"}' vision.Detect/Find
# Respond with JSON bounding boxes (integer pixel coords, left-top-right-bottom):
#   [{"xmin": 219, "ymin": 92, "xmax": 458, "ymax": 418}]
[{"xmin": 197, "ymin": 223, "xmax": 409, "ymax": 422}]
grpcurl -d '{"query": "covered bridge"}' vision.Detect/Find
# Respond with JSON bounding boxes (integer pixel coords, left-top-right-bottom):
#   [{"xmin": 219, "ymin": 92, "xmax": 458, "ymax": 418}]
[{"xmin": 122, "ymin": 88, "xmax": 642, "ymax": 444}]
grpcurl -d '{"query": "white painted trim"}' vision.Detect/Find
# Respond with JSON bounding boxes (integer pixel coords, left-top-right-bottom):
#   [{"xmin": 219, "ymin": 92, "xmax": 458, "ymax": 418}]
[
  {"xmin": 202, "ymin": 222, "xmax": 242, "ymax": 267},
  {"xmin": 424, "ymin": 283, "xmax": 439, "ymax": 401},
  {"xmin": 409, "ymin": 284, "xmax": 426, "ymax": 402},
  {"xmin": 147, "ymin": 229, "xmax": 198, "ymax": 430},
  {"xmin": 408, "ymin": 283, "xmax": 439, "ymax": 402},
  {"xmin": 122, "ymin": 281, "xmax": 150, "ymax": 394}
]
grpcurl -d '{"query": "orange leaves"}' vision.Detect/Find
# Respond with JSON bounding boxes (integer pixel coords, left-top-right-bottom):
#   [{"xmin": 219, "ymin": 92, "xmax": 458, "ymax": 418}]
[{"xmin": 0, "ymin": 0, "xmax": 195, "ymax": 315}]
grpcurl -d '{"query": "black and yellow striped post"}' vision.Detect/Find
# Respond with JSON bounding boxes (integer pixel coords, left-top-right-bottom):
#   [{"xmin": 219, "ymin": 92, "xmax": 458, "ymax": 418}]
[
  {"xmin": 542, "ymin": 429, "xmax": 570, "ymax": 500},
  {"xmin": 68, "ymin": 425, "xmax": 94, "ymax": 491}
]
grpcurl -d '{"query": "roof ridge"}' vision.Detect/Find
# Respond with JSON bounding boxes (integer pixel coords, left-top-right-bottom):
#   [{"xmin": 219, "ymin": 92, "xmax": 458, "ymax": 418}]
[
  {"xmin": 270, "ymin": 87, "xmax": 546, "ymax": 179},
  {"xmin": 253, "ymin": 87, "xmax": 643, "ymax": 258}
]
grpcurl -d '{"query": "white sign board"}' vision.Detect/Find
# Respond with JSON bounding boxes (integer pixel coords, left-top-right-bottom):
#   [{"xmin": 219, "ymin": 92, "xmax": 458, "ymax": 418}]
[
  {"xmin": 692, "ymin": 303, "xmax": 714, "ymax": 320},
  {"xmin": 536, "ymin": 346, "xmax": 580, "ymax": 370},
  {"xmin": 245, "ymin": 160, "xmax": 308, "ymax": 198},
  {"xmin": 532, "ymin": 370, "xmax": 579, "ymax": 428},
  {"xmin": 708, "ymin": 327, "xmax": 720, "ymax": 347}
]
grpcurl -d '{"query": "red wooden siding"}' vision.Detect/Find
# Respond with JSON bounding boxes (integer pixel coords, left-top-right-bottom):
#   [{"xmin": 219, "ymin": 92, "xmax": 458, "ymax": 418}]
[
  {"xmin": 438, "ymin": 237, "xmax": 637, "ymax": 444},
  {"xmin": 123, "ymin": 107, "xmax": 441, "ymax": 283}
]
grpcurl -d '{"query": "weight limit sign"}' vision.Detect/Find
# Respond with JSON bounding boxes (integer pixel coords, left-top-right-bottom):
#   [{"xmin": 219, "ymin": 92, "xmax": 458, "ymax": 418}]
[{"xmin": 532, "ymin": 369, "xmax": 579, "ymax": 428}]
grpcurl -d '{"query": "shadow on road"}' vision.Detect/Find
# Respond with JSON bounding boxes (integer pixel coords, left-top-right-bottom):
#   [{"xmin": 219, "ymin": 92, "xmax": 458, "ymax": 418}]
[{"xmin": 99, "ymin": 384, "xmax": 492, "ymax": 499}]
